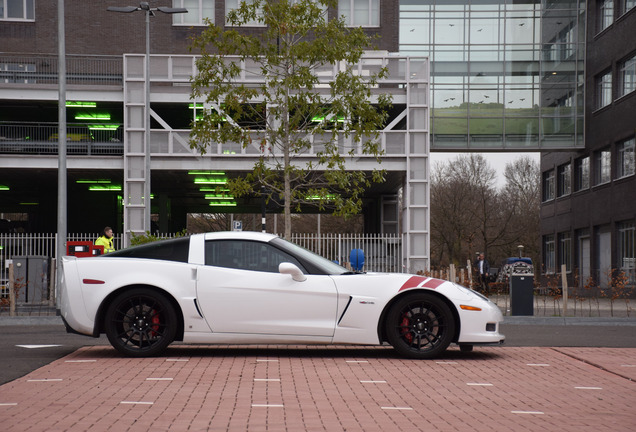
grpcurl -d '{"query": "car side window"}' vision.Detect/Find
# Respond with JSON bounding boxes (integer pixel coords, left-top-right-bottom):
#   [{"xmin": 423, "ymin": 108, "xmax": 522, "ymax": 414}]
[{"xmin": 205, "ymin": 240, "xmax": 305, "ymax": 273}]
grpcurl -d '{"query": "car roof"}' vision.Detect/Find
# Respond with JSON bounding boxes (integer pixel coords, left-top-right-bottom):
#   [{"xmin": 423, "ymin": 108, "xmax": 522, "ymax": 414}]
[{"xmin": 201, "ymin": 231, "xmax": 280, "ymax": 242}]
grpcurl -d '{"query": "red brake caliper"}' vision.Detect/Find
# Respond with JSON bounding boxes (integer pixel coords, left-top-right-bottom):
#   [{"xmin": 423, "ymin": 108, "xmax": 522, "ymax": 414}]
[
  {"xmin": 151, "ymin": 310, "xmax": 160, "ymax": 337},
  {"xmin": 400, "ymin": 314, "xmax": 413, "ymax": 343}
]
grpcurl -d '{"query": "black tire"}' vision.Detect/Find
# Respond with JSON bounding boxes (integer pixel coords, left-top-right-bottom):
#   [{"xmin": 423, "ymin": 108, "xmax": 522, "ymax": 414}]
[
  {"xmin": 385, "ymin": 293, "xmax": 456, "ymax": 359},
  {"xmin": 105, "ymin": 288, "xmax": 177, "ymax": 357}
]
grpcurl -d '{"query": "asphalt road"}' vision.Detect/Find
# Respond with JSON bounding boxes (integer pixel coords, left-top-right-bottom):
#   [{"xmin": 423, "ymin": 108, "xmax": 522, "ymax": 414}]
[{"xmin": 1, "ymin": 319, "xmax": 635, "ymax": 386}]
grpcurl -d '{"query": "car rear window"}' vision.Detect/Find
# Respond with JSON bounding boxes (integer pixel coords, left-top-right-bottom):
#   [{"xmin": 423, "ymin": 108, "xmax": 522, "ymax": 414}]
[{"xmin": 106, "ymin": 237, "xmax": 190, "ymax": 263}]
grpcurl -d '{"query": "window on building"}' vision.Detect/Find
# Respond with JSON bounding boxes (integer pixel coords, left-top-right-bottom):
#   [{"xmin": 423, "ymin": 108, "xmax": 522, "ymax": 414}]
[
  {"xmin": 575, "ymin": 156, "xmax": 590, "ymax": 191},
  {"xmin": 619, "ymin": 54, "xmax": 636, "ymax": 97},
  {"xmin": 557, "ymin": 163, "xmax": 571, "ymax": 197},
  {"xmin": 595, "ymin": 149, "xmax": 611, "ymax": 185},
  {"xmin": 624, "ymin": 0, "xmax": 636, "ymax": 15},
  {"xmin": 598, "ymin": 0, "xmax": 614, "ymax": 32},
  {"xmin": 226, "ymin": 0, "xmax": 264, "ymax": 26},
  {"xmin": 617, "ymin": 221, "xmax": 635, "ymax": 284},
  {"xmin": 596, "ymin": 70, "xmax": 612, "ymax": 109},
  {"xmin": 558, "ymin": 232, "xmax": 572, "ymax": 273},
  {"xmin": 544, "ymin": 234, "xmax": 555, "ymax": 274},
  {"xmin": 1, "ymin": 0, "xmax": 34, "ymax": 20},
  {"xmin": 339, "ymin": 0, "xmax": 380, "ymax": 27},
  {"xmin": 617, "ymin": 138, "xmax": 636, "ymax": 178},
  {"xmin": 172, "ymin": 0, "xmax": 214, "ymax": 25},
  {"xmin": 542, "ymin": 170, "xmax": 555, "ymax": 201}
]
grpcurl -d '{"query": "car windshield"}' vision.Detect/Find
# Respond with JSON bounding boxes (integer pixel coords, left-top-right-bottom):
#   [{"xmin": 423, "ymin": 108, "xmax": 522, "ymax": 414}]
[{"xmin": 271, "ymin": 237, "xmax": 349, "ymax": 275}]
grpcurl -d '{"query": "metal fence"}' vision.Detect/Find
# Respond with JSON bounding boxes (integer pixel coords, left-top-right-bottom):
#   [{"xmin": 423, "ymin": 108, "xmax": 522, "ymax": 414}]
[{"xmin": 0, "ymin": 232, "xmax": 404, "ymax": 297}]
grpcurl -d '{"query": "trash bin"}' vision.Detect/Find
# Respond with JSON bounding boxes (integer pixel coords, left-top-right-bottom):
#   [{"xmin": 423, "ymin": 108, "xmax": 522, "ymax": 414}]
[
  {"xmin": 510, "ymin": 273, "xmax": 534, "ymax": 316},
  {"xmin": 12, "ymin": 256, "xmax": 50, "ymax": 304}
]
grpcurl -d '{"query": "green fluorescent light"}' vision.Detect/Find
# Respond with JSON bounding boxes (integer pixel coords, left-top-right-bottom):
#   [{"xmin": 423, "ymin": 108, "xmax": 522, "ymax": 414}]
[
  {"xmin": 66, "ymin": 101, "xmax": 97, "ymax": 107},
  {"xmin": 20, "ymin": 202, "xmax": 39, "ymax": 206},
  {"xmin": 204, "ymin": 194, "xmax": 234, "ymax": 200},
  {"xmin": 76, "ymin": 179, "xmax": 112, "ymax": 184},
  {"xmin": 89, "ymin": 185, "xmax": 122, "ymax": 191},
  {"xmin": 87, "ymin": 124, "xmax": 119, "ymax": 130},
  {"xmin": 209, "ymin": 201, "xmax": 237, "ymax": 207},
  {"xmin": 75, "ymin": 113, "xmax": 111, "ymax": 120},
  {"xmin": 0, "ymin": 185, "xmax": 9, "ymax": 191},
  {"xmin": 311, "ymin": 115, "xmax": 345, "ymax": 123},
  {"xmin": 189, "ymin": 103, "xmax": 204, "ymax": 109},
  {"xmin": 306, "ymin": 194, "xmax": 336, "ymax": 200},
  {"xmin": 194, "ymin": 178, "xmax": 227, "ymax": 184},
  {"xmin": 199, "ymin": 187, "xmax": 231, "ymax": 192},
  {"xmin": 188, "ymin": 171, "xmax": 225, "ymax": 175}
]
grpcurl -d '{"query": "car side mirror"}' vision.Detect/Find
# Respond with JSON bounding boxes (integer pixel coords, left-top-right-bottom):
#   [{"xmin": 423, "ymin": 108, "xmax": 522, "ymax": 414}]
[{"xmin": 279, "ymin": 262, "xmax": 307, "ymax": 282}]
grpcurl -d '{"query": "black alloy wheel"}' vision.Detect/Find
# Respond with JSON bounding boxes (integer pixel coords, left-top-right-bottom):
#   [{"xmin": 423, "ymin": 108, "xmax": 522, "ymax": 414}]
[
  {"xmin": 385, "ymin": 293, "xmax": 456, "ymax": 359},
  {"xmin": 105, "ymin": 288, "xmax": 177, "ymax": 357}
]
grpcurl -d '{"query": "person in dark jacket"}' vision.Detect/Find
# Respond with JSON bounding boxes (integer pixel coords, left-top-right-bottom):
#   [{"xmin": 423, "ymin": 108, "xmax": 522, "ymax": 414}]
[{"xmin": 474, "ymin": 253, "xmax": 490, "ymax": 294}]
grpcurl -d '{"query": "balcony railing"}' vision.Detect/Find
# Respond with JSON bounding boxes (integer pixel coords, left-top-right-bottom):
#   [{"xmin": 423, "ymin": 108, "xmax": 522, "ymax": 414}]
[
  {"xmin": 0, "ymin": 122, "xmax": 123, "ymax": 155},
  {"xmin": 0, "ymin": 54, "xmax": 123, "ymax": 86}
]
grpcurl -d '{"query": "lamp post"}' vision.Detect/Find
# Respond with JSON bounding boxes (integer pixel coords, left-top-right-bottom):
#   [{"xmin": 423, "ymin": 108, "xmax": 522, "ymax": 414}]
[{"xmin": 108, "ymin": 2, "xmax": 187, "ymax": 236}]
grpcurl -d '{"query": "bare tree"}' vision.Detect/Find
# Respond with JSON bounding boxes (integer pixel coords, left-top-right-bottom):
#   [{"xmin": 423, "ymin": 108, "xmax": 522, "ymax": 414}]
[
  {"xmin": 501, "ymin": 155, "xmax": 541, "ymax": 262},
  {"xmin": 430, "ymin": 154, "xmax": 539, "ymax": 268}
]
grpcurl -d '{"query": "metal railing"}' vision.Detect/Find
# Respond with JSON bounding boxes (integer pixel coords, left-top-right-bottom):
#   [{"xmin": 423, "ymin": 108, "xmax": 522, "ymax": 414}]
[
  {"xmin": 0, "ymin": 54, "xmax": 123, "ymax": 85},
  {"xmin": 0, "ymin": 122, "xmax": 123, "ymax": 155}
]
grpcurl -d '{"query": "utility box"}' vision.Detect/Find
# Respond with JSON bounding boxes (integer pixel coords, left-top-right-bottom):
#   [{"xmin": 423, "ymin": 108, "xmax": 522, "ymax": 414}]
[
  {"xmin": 510, "ymin": 274, "xmax": 534, "ymax": 316},
  {"xmin": 12, "ymin": 256, "xmax": 50, "ymax": 304},
  {"xmin": 67, "ymin": 241, "xmax": 103, "ymax": 257}
]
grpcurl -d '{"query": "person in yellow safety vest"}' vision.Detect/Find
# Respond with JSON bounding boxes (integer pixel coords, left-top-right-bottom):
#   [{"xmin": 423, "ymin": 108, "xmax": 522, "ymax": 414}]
[{"xmin": 95, "ymin": 226, "xmax": 115, "ymax": 254}]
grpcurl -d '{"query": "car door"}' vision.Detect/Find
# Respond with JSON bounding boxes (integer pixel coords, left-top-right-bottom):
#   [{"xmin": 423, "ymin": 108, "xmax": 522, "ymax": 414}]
[{"xmin": 196, "ymin": 239, "xmax": 338, "ymax": 337}]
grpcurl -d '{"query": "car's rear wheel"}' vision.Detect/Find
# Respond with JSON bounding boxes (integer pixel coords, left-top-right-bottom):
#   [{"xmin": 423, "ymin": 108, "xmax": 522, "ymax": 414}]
[
  {"xmin": 105, "ymin": 288, "xmax": 177, "ymax": 357},
  {"xmin": 385, "ymin": 293, "xmax": 456, "ymax": 359}
]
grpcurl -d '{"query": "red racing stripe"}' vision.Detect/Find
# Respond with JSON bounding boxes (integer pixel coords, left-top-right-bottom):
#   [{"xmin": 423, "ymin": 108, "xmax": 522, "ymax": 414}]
[{"xmin": 399, "ymin": 276, "xmax": 445, "ymax": 291}]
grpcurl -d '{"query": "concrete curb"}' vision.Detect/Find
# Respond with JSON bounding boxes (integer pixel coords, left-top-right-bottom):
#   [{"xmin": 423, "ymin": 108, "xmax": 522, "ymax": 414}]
[
  {"xmin": 503, "ymin": 316, "xmax": 636, "ymax": 326},
  {"xmin": 0, "ymin": 316, "xmax": 63, "ymax": 326}
]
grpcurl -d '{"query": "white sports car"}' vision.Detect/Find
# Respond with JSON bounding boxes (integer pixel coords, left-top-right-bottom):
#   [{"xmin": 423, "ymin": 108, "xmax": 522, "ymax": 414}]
[{"xmin": 60, "ymin": 232, "xmax": 504, "ymax": 358}]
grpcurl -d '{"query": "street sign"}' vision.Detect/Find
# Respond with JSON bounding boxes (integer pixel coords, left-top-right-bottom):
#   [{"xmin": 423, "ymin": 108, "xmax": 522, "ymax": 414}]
[{"xmin": 233, "ymin": 220, "xmax": 242, "ymax": 231}]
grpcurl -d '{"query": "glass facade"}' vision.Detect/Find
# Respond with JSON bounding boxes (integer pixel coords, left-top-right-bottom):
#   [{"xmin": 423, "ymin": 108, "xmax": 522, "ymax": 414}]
[{"xmin": 400, "ymin": 0, "xmax": 585, "ymax": 150}]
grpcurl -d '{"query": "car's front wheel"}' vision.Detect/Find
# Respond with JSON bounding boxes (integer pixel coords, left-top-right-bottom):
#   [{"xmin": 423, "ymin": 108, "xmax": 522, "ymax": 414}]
[
  {"xmin": 385, "ymin": 293, "xmax": 456, "ymax": 359},
  {"xmin": 105, "ymin": 288, "xmax": 177, "ymax": 357}
]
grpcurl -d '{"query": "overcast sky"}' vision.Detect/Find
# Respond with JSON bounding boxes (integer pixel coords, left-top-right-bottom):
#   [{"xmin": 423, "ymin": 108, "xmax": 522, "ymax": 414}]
[{"xmin": 429, "ymin": 152, "xmax": 540, "ymax": 188}]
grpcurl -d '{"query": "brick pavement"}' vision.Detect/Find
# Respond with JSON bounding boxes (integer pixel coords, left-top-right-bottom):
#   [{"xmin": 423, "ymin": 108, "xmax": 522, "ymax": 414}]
[{"xmin": 1, "ymin": 345, "xmax": 635, "ymax": 431}]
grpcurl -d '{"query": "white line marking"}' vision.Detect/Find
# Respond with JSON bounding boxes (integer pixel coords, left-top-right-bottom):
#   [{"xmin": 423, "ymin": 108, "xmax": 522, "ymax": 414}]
[
  {"xmin": 256, "ymin": 359, "xmax": 279, "ymax": 362},
  {"xmin": 436, "ymin": 361, "xmax": 458, "ymax": 365},
  {"xmin": 575, "ymin": 386, "xmax": 602, "ymax": 390},
  {"xmin": 120, "ymin": 401, "xmax": 154, "ymax": 405},
  {"xmin": 466, "ymin": 383, "xmax": 493, "ymax": 386},
  {"xmin": 527, "ymin": 363, "xmax": 550, "ymax": 367},
  {"xmin": 0, "ymin": 403, "xmax": 18, "ymax": 406},
  {"xmin": 621, "ymin": 365, "xmax": 636, "ymax": 367},
  {"xmin": 511, "ymin": 411, "xmax": 544, "ymax": 415},
  {"xmin": 16, "ymin": 345, "xmax": 62, "ymax": 349},
  {"xmin": 165, "ymin": 359, "xmax": 189, "ymax": 362},
  {"xmin": 252, "ymin": 404, "xmax": 284, "ymax": 407},
  {"xmin": 360, "ymin": 380, "xmax": 387, "ymax": 383},
  {"xmin": 381, "ymin": 407, "xmax": 413, "ymax": 411},
  {"xmin": 146, "ymin": 378, "xmax": 174, "ymax": 381},
  {"xmin": 65, "ymin": 360, "xmax": 97, "ymax": 363},
  {"xmin": 27, "ymin": 379, "xmax": 63, "ymax": 382},
  {"xmin": 346, "ymin": 360, "xmax": 368, "ymax": 363},
  {"xmin": 254, "ymin": 379, "xmax": 281, "ymax": 382}
]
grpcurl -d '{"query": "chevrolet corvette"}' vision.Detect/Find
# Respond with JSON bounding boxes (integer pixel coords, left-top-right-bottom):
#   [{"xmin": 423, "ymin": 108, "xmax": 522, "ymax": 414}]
[{"xmin": 60, "ymin": 231, "xmax": 504, "ymax": 358}]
